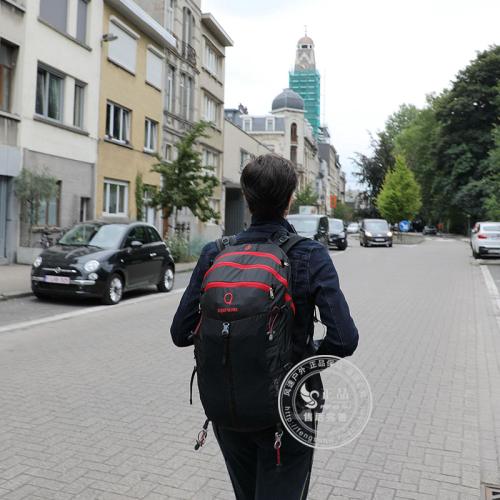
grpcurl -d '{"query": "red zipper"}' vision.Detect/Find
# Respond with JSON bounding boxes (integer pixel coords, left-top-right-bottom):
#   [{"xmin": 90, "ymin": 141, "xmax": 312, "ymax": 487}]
[
  {"xmin": 204, "ymin": 281, "xmax": 272, "ymax": 293},
  {"xmin": 214, "ymin": 251, "xmax": 283, "ymax": 267},
  {"xmin": 285, "ymin": 293, "xmax": 295, "ymax": 314},
  {"xmin": 204, "ymin": 262, "xmax": 288, "ymax": 287}
]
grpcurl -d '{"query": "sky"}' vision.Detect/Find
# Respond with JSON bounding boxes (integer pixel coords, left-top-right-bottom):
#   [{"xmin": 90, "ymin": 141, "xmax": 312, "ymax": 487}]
[{"xmin": 201, "ymin": 0, "xmax": 500, "ymax": 191}]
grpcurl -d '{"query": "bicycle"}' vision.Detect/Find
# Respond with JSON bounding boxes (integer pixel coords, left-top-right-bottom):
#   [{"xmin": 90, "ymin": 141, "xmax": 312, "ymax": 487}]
[{"xmin": 33, "ymin": 228, "xmax": 53, "ymax": 249}]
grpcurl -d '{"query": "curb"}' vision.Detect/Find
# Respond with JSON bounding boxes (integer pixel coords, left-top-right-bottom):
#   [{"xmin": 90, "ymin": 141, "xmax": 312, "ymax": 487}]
[{"xmin": 0, "ymin": 266, "xmax": 195, "ymax": 302}]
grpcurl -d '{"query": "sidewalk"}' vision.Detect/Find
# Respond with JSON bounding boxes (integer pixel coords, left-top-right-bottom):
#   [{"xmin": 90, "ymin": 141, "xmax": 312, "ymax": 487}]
[{"xmin": 0, "ymin": 260, "xmax": 197, "ymax": 300}]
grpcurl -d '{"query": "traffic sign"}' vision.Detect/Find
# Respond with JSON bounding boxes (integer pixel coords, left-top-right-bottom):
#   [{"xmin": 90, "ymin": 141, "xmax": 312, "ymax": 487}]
[{"xmin": 399, "ymin": 221, "xmax": 410, "ymax": 232}]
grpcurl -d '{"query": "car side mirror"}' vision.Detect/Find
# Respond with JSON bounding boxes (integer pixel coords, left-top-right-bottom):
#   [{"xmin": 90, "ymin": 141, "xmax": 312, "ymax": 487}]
[{"xmin": 130, "ymin": 240, "xmax": 143, "ymax": 249}]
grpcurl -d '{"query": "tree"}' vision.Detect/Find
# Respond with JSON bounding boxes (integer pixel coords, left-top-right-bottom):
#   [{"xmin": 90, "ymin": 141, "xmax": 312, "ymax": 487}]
[
  {"xmin": 14, "ymin": 168, "xmax": 59, "ymax": 245},
  {"xmin": 289, "ymin": 182, "xmax": 318, "ymax": 213},
  {"xmin": 376, "ymin": 155, "xmax": 422, "ymax": 224},
  {"xmin": 352, "ymin": 131, "xmax": 396, "ymax": 217},
  {"xmin": 433, "ymin": 45, "xmax": 500, "ymax": 222},
  {"xmin": 150, "ymin": 121, "xmax": 220, "ymax": 232},
  {"xmin": 385, "ymin": 104, "xmax": 419, "ymax": 143},
  {"xmin": 331, "ymin": 201, "xmax": 354, "ymax": 221},
  {"xmin": 135, "ymin": 172, "xmax": 144, "ymax": 222}
]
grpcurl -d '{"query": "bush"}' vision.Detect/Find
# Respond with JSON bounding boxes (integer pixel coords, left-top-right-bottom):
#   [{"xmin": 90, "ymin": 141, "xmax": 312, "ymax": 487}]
[{"xmin": 164, "ymin": 235, "xmax": 209, "ymax": 263}]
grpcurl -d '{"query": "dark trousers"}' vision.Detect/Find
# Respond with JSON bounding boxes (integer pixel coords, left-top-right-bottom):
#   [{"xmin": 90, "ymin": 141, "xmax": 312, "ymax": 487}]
[{"xmin": 213, "ymin": 423, "xmax": 315, "ymax": 500}]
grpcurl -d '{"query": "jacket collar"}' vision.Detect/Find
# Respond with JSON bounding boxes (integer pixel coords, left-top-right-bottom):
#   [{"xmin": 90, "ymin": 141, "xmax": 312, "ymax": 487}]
[{"xmin": 249, "ymin": 214, "xmax": 295, "ymax": 233}]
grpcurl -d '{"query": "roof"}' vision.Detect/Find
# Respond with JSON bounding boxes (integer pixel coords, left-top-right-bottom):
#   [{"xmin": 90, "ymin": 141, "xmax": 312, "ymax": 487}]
[
  {"xmin": 298, "ymin": 36, "xmax": 314, "ymax": 45},
  {"xmin": 201, "ymin": 13, "xmax": 234, "ymax": 46},
  {"xmin": 272, "ymin": 88, "xmax": 304, "ymax": 111}
]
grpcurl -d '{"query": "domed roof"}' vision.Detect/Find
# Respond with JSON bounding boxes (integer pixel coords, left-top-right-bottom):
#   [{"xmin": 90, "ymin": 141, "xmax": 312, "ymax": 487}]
[
  {"xmin": 298, "ymin": 36, "xmax": 314, "ymax": 45},
  {"xmin": 272, "ymin": 88, "xmax": 304, "ymax": 111}
]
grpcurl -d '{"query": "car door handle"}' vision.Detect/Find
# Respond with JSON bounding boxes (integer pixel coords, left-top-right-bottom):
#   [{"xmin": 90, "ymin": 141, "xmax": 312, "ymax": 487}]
[{"xmin": 150, "ymin": 253, "xmax": 157, "ymax": 257}]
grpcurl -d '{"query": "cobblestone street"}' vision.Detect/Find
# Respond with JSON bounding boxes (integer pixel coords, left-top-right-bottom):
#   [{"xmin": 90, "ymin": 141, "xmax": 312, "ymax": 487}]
[{"xmin": 1, "ymin": 237, "xmax": 500, "ymax": 500}]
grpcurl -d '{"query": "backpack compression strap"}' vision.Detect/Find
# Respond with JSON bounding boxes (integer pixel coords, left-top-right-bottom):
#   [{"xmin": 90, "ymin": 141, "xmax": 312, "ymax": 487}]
[{"xmin": 275, "ymin": 233, "xmax": 309, "ymax": 255}]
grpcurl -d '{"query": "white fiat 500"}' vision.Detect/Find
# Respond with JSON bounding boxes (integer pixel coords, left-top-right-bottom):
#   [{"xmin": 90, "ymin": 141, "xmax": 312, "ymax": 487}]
[{"xmin": 471, "ymin": 222, "xmax": 500, "ymax": 259}]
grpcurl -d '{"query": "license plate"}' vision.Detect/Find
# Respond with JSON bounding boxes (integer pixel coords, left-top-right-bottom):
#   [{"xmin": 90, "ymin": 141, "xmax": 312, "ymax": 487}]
[
  {"xmin": 44, "ymin": 275, "xmax": 70, "ymax": 284},
  {"xmin": 492, "ymin": 236, "xmax": 500, "ymax": 240},
  {"xmin": 375, "ymin": 238, "xmax": 385, "ymax": 242}
]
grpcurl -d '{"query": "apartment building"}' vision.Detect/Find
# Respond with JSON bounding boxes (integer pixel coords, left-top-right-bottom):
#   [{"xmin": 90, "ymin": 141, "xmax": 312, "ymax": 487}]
[
  {"xmin": 1, "ymin": 0, "xmax": 103, "ymax": 263},
  {"xmin": 95, "ymin": 0, "xmax": 175, "ymax": 228}
]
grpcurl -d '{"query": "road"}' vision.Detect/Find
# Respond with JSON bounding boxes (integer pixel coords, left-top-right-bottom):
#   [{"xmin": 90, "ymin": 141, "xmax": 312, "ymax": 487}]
[{"xmin": 1, "ymin": 236, "xmax": 500, "ymax": 500}]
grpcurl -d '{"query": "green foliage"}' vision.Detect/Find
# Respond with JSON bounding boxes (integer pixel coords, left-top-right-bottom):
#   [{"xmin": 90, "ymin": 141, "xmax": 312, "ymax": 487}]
[
  {"xmin": 135, "ymin": 172, "xmax": 144, "ymax": 222},
  {"xmin": 289, "ymin": 183, "xmax": 318, "ymax": 213},
  {"xmin": 164, "ymin": 234, "xmax": 209, "ymax": 263},
  {"xmin": 376, "ymin": 155, "xmax": 422, "ymax": 223},
  {"xmin": 385, "ymin": 104, "xmax": 419, "ymax": 143},
  {"xmin": 353, "ymin": 131, "xmax": 396, "ymax": 217},
  {"xmin": 150, "ymin": 121, "xmax": 220, "ymax": 228},
  {"xmin": 14, "ymin": 168, "xmax": 59, "ymax": 244},
  {"xmin": 331, "ymin": 201, "xmax": 354, "ymax": 221}
]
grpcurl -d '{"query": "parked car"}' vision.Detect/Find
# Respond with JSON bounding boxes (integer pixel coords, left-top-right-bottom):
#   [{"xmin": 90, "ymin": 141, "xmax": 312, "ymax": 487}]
[
  {"xmin": 328, "ymin": 218, "xmax": 347, "ymax": 250},
  {"xmin": 359, "ymin": 219, "xmax": 393, "ymax": 247},
  {"xmin": 286, "ymin": 214, "xmax": 329, "ymax": 248},
  {"xmin": 31, "ymin": 221, "xmax": 175, "ymax": 304},
  {"xmin": 423, "ymin": 225, "xmax": 437, "ymax": 235},
  {"xmin": 346, "ymin": 222, "xmax": 359, "ymax": 234},
  {"xmin": 470, "ymin": 221, "xmax": 500, "ymax": 259}
]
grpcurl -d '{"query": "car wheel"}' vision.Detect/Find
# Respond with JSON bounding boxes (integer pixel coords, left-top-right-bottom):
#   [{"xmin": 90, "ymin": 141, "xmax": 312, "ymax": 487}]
[
  {"xmin": 388, "ymin": 243, "xmax": 393, "ymax": 247},
  {"xmin": 157, "ymin": 266, "xmax": 175, "ymax": 293},
  {"xmin": 359, "ymin": 240, "xmax": 363, "ymax": 246},
  {"xmin": 102, "ymin": 273, "xmax": 124, "ymax": 305},
  {"xmin": 33, "ymin": 291, "xmax": 49, "ymax": 300},
  {"xmin": 473, "ymin": 248, "xmax": 479, "ymax": 259}
]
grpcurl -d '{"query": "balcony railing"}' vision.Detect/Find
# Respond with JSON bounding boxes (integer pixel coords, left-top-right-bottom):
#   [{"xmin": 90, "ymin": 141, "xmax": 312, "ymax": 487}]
[{"xmin": 181, "ymin": 42, "xmax": 197, "ymax": 66}]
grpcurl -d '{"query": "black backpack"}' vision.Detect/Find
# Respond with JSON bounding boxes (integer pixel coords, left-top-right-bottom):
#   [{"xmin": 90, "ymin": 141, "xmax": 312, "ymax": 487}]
[{"xmin": 189, "ymin": 233, "xmax": 307, "ymax": 441}]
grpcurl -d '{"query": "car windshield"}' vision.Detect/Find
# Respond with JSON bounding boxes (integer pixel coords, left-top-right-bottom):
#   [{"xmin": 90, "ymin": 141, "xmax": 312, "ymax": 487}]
[
  {"xmin": 329, "ymin": 220, "xmax": 344, "ymax": 231},
  {"xmin": 365, "ymin": 220, "xmax": 389, "ymax": 232},
  {"xmin": 482, "ymin": 224, "xmax": 500, "ymax": 232},
  {"xmin": 59, "ymin": 224, "xmax": 127, "ymax": 249},
  {"xmin": 288, "ymin": 218, "xmax": 319, "ymax": 234},
  {"xmin": 348, "ymin": 223, "xmax": 358, "ymax": 229}
]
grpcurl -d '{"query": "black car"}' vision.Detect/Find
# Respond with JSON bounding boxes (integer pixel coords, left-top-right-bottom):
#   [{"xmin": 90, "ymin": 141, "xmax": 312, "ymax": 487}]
[
  {"xmin": 359, "ymin": 219, "xmax": 393, "ymax": 247},
  {"xmin": 286, "ymin": 214, "xmax": 329, "ymax": 249},
  {"xmin": 31, "ymin": 221, "xmax": 175, "ymax": 304},
  {"xmin": 328, "ymin": 218, "xmax": 347, "ymax": 250}
]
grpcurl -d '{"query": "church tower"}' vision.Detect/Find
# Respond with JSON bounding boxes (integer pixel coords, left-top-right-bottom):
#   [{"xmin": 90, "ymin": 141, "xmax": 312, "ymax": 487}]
[{"xmin": 289, "ymin": 32, "xmax": 321, "ymax": 136}]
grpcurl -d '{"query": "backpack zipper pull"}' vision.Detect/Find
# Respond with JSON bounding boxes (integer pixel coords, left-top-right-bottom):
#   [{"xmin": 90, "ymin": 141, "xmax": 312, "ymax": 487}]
[
  {"xmin": 267, "ymin": 331, "xmax": 275, "ymax": 341},
  {"xmin": 222, "ymin": 322, "xmax": 230, "ymax": 365},
  {"xmin": 269, "ymin": 286, "xmax": 274, "ymax": 299}
]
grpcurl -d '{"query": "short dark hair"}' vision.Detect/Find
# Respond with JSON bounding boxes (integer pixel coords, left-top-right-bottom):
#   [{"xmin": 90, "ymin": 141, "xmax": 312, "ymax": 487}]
[{"xmin": 240, "ymin": 153, "xmax": 298, "ymax": 219}]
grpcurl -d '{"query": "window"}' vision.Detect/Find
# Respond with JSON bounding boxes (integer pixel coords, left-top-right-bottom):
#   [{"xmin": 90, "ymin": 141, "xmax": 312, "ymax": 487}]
[
  {"xmin": 207, "ymin": 198, "xmax": 219, "ymax": 225},
  {"xmin": 36, "ymin": 66, "xmax": 64, "ymax": 122},
  {"xmin": 144, "ymin": 118, "xmax": 158, "ymax": 152},
  {"xmin": 203, "ymin": 95, "xmax": 218, "ymax": 125},
  {"xmin": 143, "ymin": 188, "xmax": 157, "ymax": 227},
  {"xmin": 107, "ymin": 17, "xmax": 139, "ymax": 74},
  {"xmin": 76, "ymin": 0, "xmax": 88, "ymax": 43},
  {"xmin": 125, "ymin": 226, "xmax": 148, "ymax": 246},
  {"xmin": 36, "ymin": 182, "xmax": 60, "ymax": 226},
  {"xmin": 239, "ymin": 149, "xmax": 253, "ymax": 173},
  {"xmin": 106, "ymin": 102, "xmax": 130, "ymax": 143},
  {"xmin": 73, "ymin": 82, "xmax": 85, "ymax": 128},
  {"xmin": 291, "ymin": 122, "xmax": 298, "ymax": 142},
  {"xmin": 183, "ymin": 8, "xmax": 192, "ymax": 44},
  {"xmin": 103, "ymin": 179, "xmax": 128, "ymax": 215},
  {"xmin": 202, "ymin": 148, "xmax": 219, "ymax": 176},
  {"xmin": 266, "ymin": 118, "xmax": 274, "ymax": 132},
  {"xmin": 166, "ymin": 0, "xmax": 175, "ymax": 32},
  {"xmin": 291, "ymin": 146, "xmax": 297, "ymax": 165},
  {"xmin": 39, "ymin": 0, "xmax": 68, "ymax": 32},
  {"xmin": 204, "ymin": 44, "xmax": 220, "ymax": 77},
  {"xmin": 165, "ymin": 144, "xmax": 173, "ymax": 162},
  {"xmin": 80, "ymin": 197, "xmax": 90, "ymax": 221},
  {"xmin": 243, "ymin": 118, "xmax": 252, "ymax": 132},
  {"xmin": 146, "ymin": 46, "xmax": 163, "ymax": 90},
  {"xmin": 0, "ymin": 42, "xmax": 15, "ymax": 112},
  {"xmin": 166, "ymin": 66, "xmax": 174, "ymax": 112},
  {"xmin": 180, "ymin": 74, "xmax": 192, "ymax": 120}
]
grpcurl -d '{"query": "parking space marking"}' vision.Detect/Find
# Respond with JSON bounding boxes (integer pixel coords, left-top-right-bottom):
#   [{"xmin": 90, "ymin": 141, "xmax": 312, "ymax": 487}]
[
  {"xmin": 480, "ymin": 265, "xmax": 500, "ymax": 321},
  {"xmin": 0, "ymin": 287, "xmax": 187, "ymax": 335}
]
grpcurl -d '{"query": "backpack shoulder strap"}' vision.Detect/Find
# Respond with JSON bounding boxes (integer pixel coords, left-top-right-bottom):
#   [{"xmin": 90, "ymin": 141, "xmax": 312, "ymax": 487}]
[
  {"xmin": 276, "ymin": 233, "xmax": 308, "ymax": 255},
  {"xmin": 215, "ymin": 235, "xmax": 238, "ymax": 253}
]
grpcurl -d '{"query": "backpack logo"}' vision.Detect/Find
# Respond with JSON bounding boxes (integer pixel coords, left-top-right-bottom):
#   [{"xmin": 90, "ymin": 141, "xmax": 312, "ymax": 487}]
[
  {"xmin": 245, "ymin": 244, "xmax": 252, "ymax": 250},
  {"xmin": 224, "ymin": 293, "xmax": 233, "ymax": 305}
]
